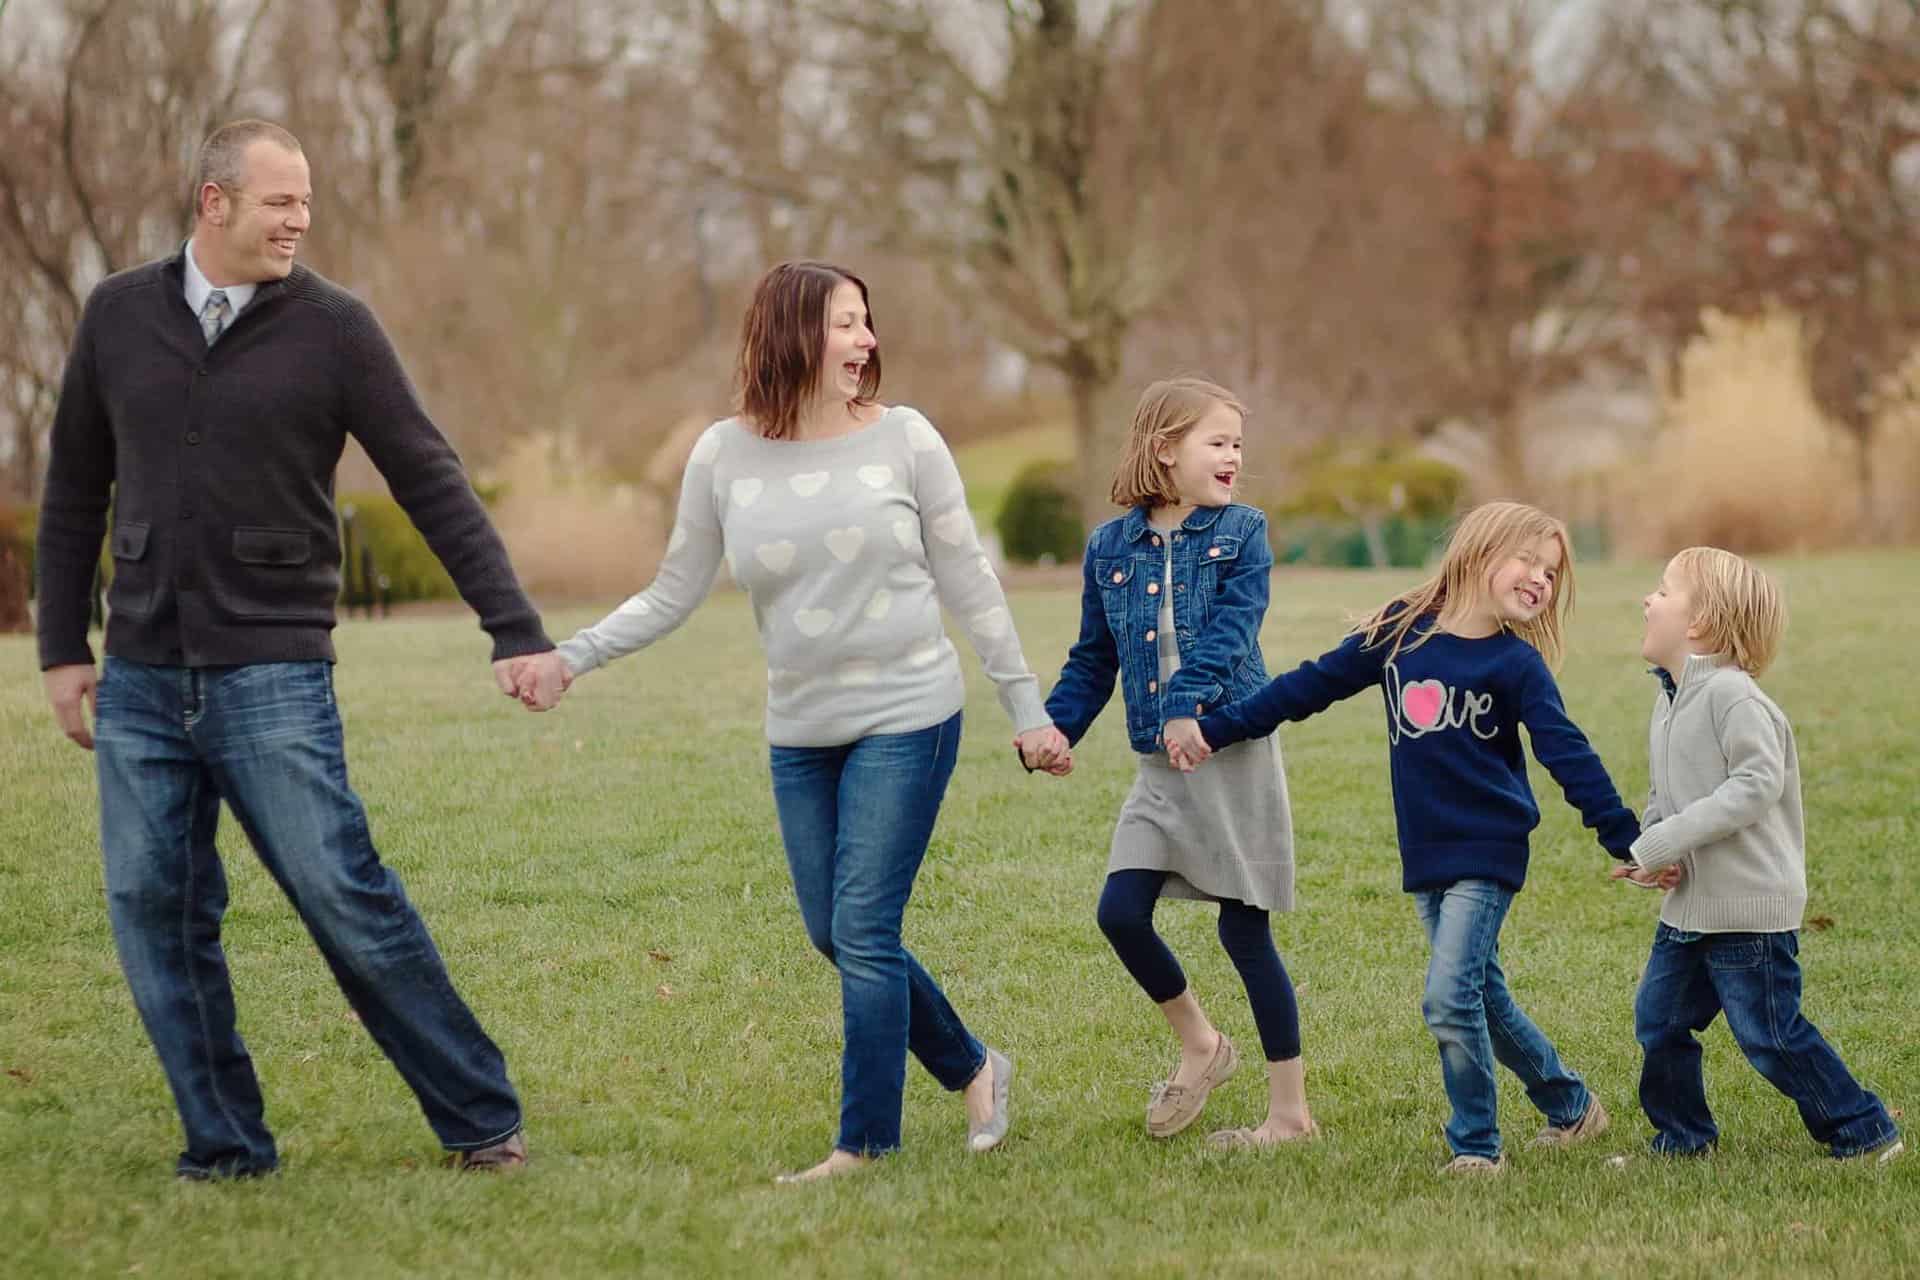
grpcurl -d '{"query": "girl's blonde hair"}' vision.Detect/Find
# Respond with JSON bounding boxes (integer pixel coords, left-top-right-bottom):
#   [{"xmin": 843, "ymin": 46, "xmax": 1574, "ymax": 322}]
[
  {"xmin": 1355, "ymin": 501, "xmax": 1576, "ymax": 669},
  {"xmin": 1109, "ymin": 377, "xmax": 1247, "ymax": 508},
  {"xmin": 1667, "ymin": 546, "xmax": 1786, "ymax": 676}
]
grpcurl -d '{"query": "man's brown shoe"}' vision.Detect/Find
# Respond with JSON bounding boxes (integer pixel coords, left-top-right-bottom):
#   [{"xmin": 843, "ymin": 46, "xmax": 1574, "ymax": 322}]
[{"xmin": 448, "ymin": 1129, "xmax": 527, "ymax": 1172}]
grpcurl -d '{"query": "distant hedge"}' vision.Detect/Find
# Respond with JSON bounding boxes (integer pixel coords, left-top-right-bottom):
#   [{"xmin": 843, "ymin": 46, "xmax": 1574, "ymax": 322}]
[{"xmin": 996, "ymin": 462, "xmax": 1084, "ymax": 565}]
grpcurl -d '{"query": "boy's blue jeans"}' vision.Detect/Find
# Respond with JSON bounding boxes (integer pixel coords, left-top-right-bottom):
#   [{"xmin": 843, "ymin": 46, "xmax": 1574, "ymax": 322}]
[
  {"xmin": 1412, "ymin": 879, "xmax": 1592, "ymax": 1160},
  {"xmin": 93, "ymin": 659, "xmax": 522, "ymax": 1179},
  {"xmin": 1635, "ymin": 924, "xmax": 1898, "ymax": 1157},
  {"xmin": 768, "ymin": 710, "xmax": 985, "ymax": 1156}
]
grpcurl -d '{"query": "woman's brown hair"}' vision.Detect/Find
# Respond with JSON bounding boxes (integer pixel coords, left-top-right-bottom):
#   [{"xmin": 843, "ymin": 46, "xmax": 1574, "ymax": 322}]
[{"xmin": 736, "ymin": 260, "xmax": 881, "ymax": 440}]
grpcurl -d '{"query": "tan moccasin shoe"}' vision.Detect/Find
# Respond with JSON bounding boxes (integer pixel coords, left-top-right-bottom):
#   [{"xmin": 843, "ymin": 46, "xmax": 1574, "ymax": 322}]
[{"xmin": 1146, "ymin": 1032, "xmax": 1238, "ymax": 1138}]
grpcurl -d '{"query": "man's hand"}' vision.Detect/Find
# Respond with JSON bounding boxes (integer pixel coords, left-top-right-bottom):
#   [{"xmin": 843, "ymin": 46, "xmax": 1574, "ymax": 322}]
[
  {"xmin": 508, "ymin": 651, "xmax": 573, "ymax": 711},
  {"xmin": 45, "ymin": 664, "xmax": 99, "ymax": 750}
]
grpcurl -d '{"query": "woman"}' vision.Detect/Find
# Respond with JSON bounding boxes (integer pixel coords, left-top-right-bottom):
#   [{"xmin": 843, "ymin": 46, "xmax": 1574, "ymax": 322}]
[{"xmin": 516, "ymin": 260, "xmax": 1065, "ymax": 1181}]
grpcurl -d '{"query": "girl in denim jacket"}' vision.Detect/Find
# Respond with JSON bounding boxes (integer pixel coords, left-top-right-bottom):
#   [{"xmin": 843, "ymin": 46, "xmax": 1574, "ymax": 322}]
[{"xmin": 1027, "ymin": 377, "xmax": 1315, "ymax": 1149}]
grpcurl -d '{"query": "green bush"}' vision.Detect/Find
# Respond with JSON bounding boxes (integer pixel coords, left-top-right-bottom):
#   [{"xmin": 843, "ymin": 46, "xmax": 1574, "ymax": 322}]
[
  {"xmin": 995, "ymin": 462, "xmax": 1084, "ymax": 566},
  {"xmin": 336, "ymin": 493, "xmax": 458, "ymax": 604},
  {"xmin": 1268, "ymin": 447, "xmax": 1466, "ymax": 568}
]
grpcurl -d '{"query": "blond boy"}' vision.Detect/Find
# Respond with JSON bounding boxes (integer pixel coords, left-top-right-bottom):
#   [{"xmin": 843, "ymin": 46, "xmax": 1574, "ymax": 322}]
[{"xmin": 1613, "ymin": 548, "xmax": 1901, "ymax": 1161}]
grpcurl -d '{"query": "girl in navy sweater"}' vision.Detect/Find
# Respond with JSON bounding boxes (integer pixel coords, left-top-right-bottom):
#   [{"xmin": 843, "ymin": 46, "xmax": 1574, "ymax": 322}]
[{"xmin": 1180, "ymin": 501, "xmax": 1639, "ymax": 1173}]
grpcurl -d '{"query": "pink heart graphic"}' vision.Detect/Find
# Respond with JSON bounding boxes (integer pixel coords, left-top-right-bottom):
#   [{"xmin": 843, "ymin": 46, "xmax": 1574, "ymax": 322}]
[{"xmin": 1401, "ymin": 679, "xmax": 1446, "ymax": 730}]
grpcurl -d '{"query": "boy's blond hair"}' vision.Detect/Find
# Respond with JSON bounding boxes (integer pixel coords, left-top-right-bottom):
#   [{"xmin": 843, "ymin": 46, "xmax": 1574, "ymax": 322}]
[
  {"xmin": 1668, "ymin": 546, "xmax": 1786, "ymax": 676},
  {"xmin": 1356, "ymin": 501, "xmax": 1576, "ymax": 670},
  {"xmin": 1109, "ymin": 377, "xmax": 1246, "ymax": 508}
]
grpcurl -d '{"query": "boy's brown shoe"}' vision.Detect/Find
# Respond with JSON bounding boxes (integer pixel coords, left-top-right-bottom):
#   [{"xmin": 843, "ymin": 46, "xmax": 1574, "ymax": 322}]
[
  {"xmin": 1533, "ymin": 1096, "xmax": 1610, "ymax": 1149},
  {"xmin": 1441, "ymin": 1153, "xmax": 1507, "ymax": 1175}
]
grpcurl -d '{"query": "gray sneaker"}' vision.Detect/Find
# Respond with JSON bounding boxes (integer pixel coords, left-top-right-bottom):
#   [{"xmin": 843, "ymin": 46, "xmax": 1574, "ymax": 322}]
[
  {"xmin": 448, "ymin": 1129, "xmax": 527, "ymax": 1172},
  {"xmin": 968, "ymin": 1047, "xmax": 1014, "ymax": 1153}
]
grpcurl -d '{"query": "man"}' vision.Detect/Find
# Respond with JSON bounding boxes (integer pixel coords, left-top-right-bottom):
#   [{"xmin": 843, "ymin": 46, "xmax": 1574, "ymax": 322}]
[{"xmin": 37, "ymin": 119, "xmax": 543, "ymax": 1179}]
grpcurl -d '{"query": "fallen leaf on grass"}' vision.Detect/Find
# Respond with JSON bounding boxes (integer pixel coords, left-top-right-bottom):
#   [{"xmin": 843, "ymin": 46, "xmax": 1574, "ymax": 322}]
[
  {"xmin": 1807, "ymin": 915, "xmax": 1835, "ymax": 931},
  {"xmin": 656, "ymin": 983, "xmax": 676, "ymax": 1000},
  {"xmin": 648, "ymin": 949, "xmax": 672, "ymax": 964},
  {"xmin": 6, "ymin": 1067, "xmax": 32, "ymax": 1084}
]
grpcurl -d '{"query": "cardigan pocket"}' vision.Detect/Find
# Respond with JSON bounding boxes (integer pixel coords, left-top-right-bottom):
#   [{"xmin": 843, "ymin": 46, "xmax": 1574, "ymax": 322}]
[
  {"xmin": 213, "ymin": 526, "xmax": 334, "ymax": 621},
  {"xmin": 106, "ymin": 520, "xmax": 154, "ymax": 619}
]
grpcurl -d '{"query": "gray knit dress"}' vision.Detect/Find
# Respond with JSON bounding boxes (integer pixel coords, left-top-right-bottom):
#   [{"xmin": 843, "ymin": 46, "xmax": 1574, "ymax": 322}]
[{"xmin": 1106, "ymin": 539, "xmax": 1296, "ymax": 912}]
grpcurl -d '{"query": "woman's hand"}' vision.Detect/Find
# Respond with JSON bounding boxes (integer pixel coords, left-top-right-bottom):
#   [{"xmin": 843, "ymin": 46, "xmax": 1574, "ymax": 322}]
[
  {"xmin": 1014, "ymin": 725, "xmax": 1073, "ymax": 776},
  {"xmin": 514, "ymin": 651, "xmax": 574, "ymax": 711}
]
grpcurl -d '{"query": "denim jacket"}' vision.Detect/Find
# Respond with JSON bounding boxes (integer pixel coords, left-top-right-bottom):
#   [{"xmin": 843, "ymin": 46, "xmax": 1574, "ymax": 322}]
[{"xmin": 1044, "ymin": 503, "xmax": 1274, "ymax": 754}]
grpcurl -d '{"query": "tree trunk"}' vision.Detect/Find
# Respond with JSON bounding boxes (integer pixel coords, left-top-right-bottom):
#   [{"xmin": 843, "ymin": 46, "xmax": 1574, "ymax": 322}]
[{"xmin": 1069, "ymin": 365, "xmax": 1105, "ymax": 529}]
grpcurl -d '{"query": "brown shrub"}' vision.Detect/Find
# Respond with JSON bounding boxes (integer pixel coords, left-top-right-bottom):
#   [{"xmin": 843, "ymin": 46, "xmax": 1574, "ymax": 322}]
[{"xmin": 1626, "ymin": 308, "xmax": 1862, "ymax": 555}]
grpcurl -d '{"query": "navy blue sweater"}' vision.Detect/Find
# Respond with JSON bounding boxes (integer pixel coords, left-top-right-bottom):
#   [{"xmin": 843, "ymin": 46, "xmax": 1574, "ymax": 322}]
[{"xmin": 1198, "ymin": 618, "xmax": 1639, "ymax": 893}]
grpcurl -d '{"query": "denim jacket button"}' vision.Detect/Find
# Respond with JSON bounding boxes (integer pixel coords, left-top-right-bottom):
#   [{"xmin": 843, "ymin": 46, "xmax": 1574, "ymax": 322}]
[
  {"xmin": 1147, "ymin": 680, "xmax": 1158, "ymax": 693},
  {"xmin": 1208, "ymin": 547, "xmax": 1221, "ymax": 558},
  {"xmin": 1145, "ymin": 629, "xmax": 1156, "ymax": 642},
  {"xmin": 1147, "ymin": 582, "xmax": 1159, "ymax": 595},
  {"xmin": 1111, "ymin": 571, "xmax": 1124, "ymax": 584},
  {"xmin": 1151, "ymin": 535, "xmax": 1162, "ymax": 547},
  {"xmin": 1195, "ymin": 702, "xmax": 1204, "ymax": 715}
]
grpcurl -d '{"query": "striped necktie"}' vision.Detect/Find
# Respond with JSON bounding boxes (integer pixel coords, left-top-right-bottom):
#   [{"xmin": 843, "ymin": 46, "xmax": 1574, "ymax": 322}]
[{"xmin": 200, "ymin": 289, "xmax": 231, "ymax": 346}]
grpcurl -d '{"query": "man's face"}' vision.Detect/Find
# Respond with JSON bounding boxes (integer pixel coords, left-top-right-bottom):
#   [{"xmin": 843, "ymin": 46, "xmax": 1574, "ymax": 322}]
[{"xmin": 200, "ymin": 141, "xmax": 310, "ymax": 284}]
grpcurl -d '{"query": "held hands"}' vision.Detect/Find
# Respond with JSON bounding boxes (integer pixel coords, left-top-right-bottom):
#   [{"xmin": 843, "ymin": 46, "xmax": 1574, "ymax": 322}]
[
  {"xmin": 1609, "ymin": 861, "xmax": 1683, "ymax": 890},
  {"xmin": 1014, "ymin": 725, "xmax": 1073, "ymax": 776},
  {"xmin": 1162, "ymin": 718, "xmax": 1212, "ymax": 773},
  {"xmin": 494, "ymin": 651, "xmax": 573, "ymax": 712}
]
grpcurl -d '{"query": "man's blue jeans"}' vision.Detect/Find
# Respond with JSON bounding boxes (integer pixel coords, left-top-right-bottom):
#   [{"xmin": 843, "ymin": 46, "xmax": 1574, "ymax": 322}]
[
  {"xmin": 93, "ymin": 659, "xmax": 521, "ymax": 1178},
  {"xmin": 1412, "ymin": 879, "xmax": 1592, "ymax": 1159},
  {"xmin": 1635, "ymin": 924, "xmax": 1898, "ymax": 1157},
  {"xmin": 768, "ymin": 710, "xmax": 986, "ymax": 1156}
]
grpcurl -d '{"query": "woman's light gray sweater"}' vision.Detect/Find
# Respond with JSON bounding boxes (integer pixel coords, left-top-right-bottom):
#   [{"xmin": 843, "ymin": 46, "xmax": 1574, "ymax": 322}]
[
  {"xmin": 1630, "ymin": 654, "xmax": 1807, "ymax": 932},
  {"xmin": 556, "ymin": 407, "xmax": 1050, "ymax": 747}
]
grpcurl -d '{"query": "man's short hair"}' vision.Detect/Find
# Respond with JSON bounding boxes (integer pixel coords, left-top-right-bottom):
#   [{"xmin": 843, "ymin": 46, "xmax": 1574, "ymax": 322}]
[{"xmin": 193, "ymin": 119, "xmax": 304, "ymax": 212}]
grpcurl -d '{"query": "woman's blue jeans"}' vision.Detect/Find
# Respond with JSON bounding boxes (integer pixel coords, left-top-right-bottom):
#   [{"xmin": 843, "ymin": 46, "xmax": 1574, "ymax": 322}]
[
  {"xmin": 1412, "ymin": 879, "xmax": 1591, "ymax": 1159},
  {"xmin": 768, "ymin": 710, "xmax": 985, "ymax": 1156}
]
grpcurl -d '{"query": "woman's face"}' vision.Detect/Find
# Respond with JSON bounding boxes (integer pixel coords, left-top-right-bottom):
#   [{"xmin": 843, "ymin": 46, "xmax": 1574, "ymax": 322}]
[{"xmin": 818, "ymin": 280, "xmax": 876, "ymax": 402}]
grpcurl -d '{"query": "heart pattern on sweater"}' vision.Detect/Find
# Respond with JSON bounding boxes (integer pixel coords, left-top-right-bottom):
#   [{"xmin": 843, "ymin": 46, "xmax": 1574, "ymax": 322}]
[
  {"xmin": 1401, "ymin": 679, "xmax": 1446, "ymax": 730},
  {"xmin": 755, "ymin": 541, "xmax": 797, "ymax": 574},
  {"xmin": 825, "ymin": 527, "xmax": 867, "ymax": 563},
  {"xmin": 794, "ymin": 608, "xmax": 835, "ymax": 638},
  {"xmin": 856, "ymin": 464, "xmax": 894, "ymax": 490},
  {"xmin": 970, "ymin": 607, "xmax": 1009, "ymax": 640},
  {"xmin": 904, "ymin": 419, "xmax": 941, "ymax": 452},
  {"xmin": 864, "ymin": 590, "xmax": 892, "ymax": 620},
  {"xmin": 930, "ymin": 510, "xmax": 971, "ymax": 547},
  {"xmin": 892, "ymin": 520, "xmax": 918, "ymax": 551},
  {"xmin": 789, "ymin": 471, "xmax": 830, "ymax": 497},
  {"xmin": 731, "ymin": 478, "xmax": 765, "ymax": 507}
]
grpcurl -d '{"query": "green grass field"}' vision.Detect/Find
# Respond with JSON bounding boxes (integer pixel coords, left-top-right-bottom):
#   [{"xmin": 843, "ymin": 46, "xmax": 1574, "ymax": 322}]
[{"xmin": 3, "ymin": 554, "xmax": 1914, "ymax": 1278}]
